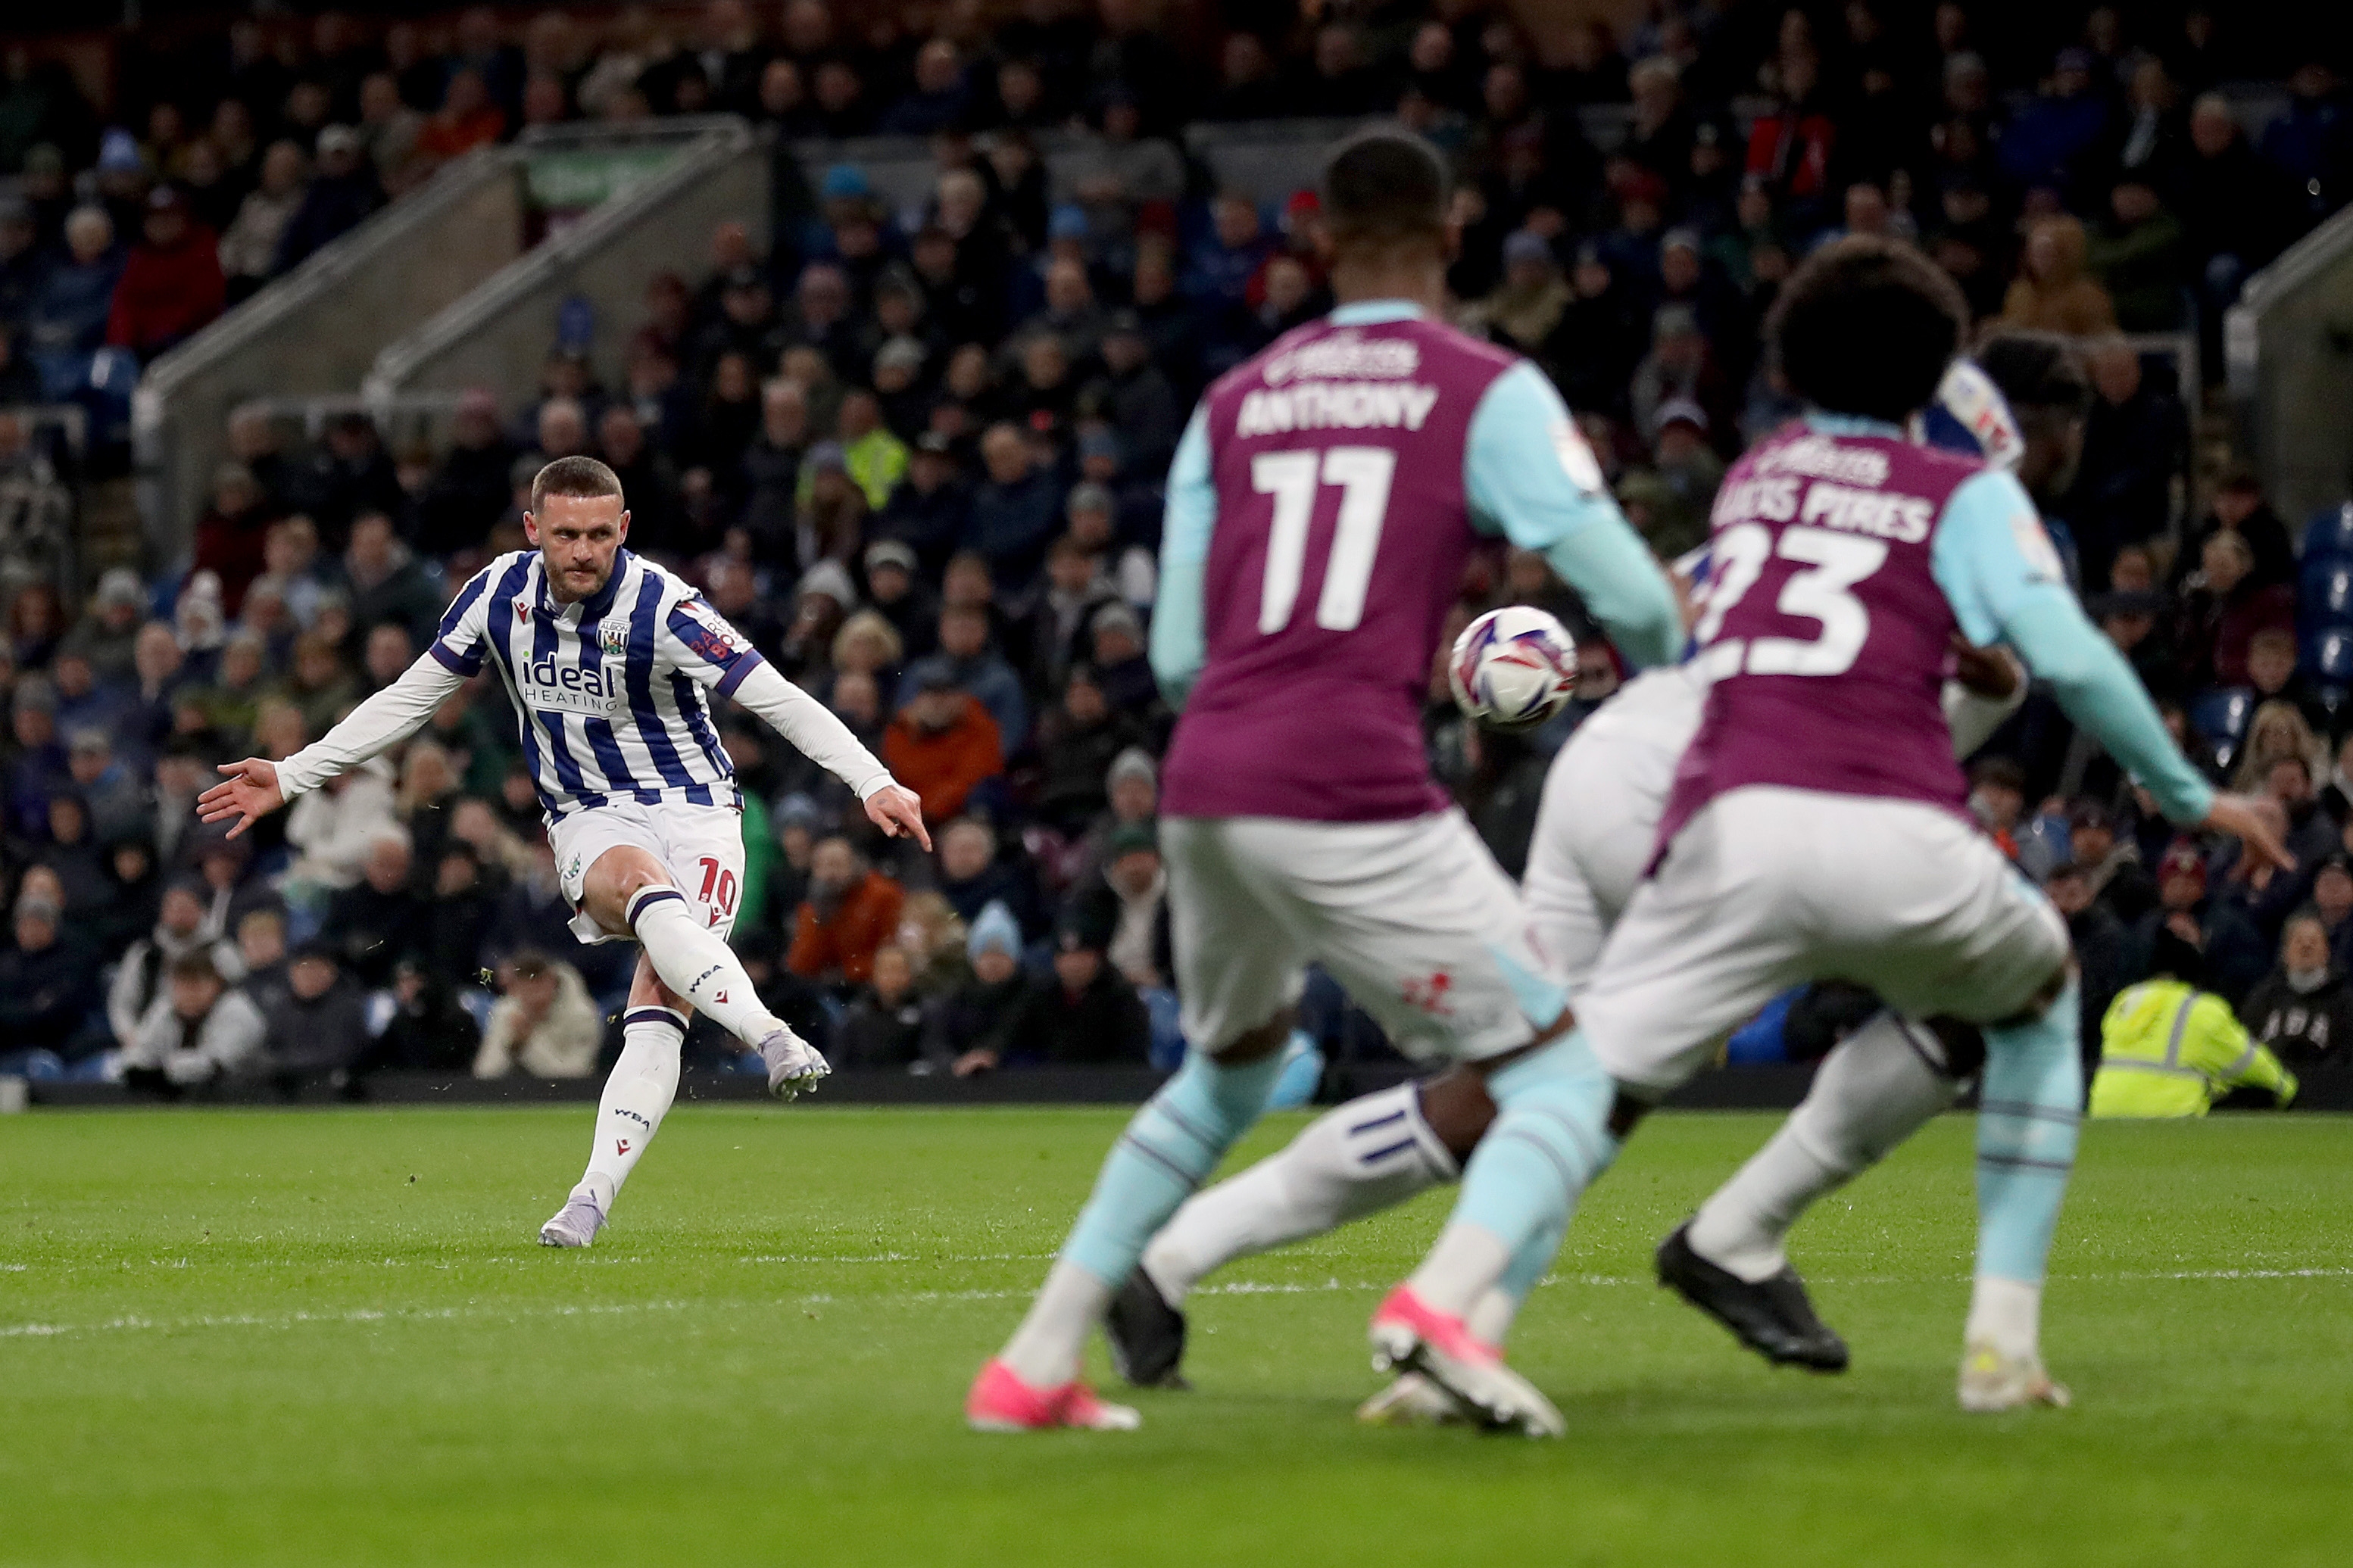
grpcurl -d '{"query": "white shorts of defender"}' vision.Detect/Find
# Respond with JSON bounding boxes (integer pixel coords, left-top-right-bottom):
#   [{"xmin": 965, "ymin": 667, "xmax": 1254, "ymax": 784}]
[
  {"xmin": 1521, "ymin": 707, "xmax": 1686, "ymax": 991},
  {"xmin": 550, "ymin": 799, "xmax": 747, "ymax": 946},
  {"xmin": 1579, "ymin": 785, "xmax": 2071, "ymax": 1096},
  {"xmin": 1162, "ymin": 809, "xmax": 1562, "ymax": 1065}
]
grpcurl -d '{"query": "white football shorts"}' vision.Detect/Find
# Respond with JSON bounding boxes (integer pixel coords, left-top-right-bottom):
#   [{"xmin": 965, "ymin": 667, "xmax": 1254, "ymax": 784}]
[
  {"xmin": 549, "ymin": 799, "xmax": 747, "ymax": 946},
  {"xmin": 1521, "ymin": 666, "xmax": 1704, "ymax": 988},
  {"xmin": 1163, "ymin": 809, "xmax": 1562, "ymax": 1065},
  {"xmin": 1578, "ymin": 784, "xmax": 2070, "ymax": 1096}
]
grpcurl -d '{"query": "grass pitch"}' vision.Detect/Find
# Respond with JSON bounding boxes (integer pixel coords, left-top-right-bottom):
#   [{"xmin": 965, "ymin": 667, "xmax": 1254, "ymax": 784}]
[{"xmin": 2, "ymin": 1105, "xmax": 2348, "ymax": 1568}]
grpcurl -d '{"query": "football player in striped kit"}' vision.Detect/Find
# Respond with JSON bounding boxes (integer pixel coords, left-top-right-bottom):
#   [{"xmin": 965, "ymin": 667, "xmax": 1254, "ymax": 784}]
[{"xmin": 201, "ymin": 457, "xmax": 930, "ymax": 1247}]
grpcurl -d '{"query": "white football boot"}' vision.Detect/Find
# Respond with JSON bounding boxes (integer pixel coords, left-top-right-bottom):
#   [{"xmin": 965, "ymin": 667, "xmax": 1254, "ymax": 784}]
[
  {"xmin": 1957, "ymin": 1342, "xmax": 2072, "ymax": 1413},
  {"xmin": 538, "ymin": 1193, "xmax": 607, "ymax": 1248},
  {"xmin": 757, "ymin": 1024, "xmax": 831, "ymax": 1100},
  {"xmin": 1356, "ymin": 1372, "xmax": 1473, "ymax": 1426}
]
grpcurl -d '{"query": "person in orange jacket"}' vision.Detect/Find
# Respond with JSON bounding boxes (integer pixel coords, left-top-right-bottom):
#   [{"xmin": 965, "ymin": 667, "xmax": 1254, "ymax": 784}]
[
  {"xmin": 882, "ymin": 669, "xmax": 1004, "ymax": 822},
  {"xmin": 786, "ymin": 834, "xmax": 907, "ymax": 988}
]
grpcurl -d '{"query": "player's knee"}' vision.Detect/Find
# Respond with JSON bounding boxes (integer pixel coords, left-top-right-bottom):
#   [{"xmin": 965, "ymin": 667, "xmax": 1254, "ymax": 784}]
[
  {"xmin": 1925, "ymin": 1018, "xmax": 1988, "ymax": 1080},
  {"xmin": 1415, "ymin": 1068, "xmax": 1496, "ymax": 1161},
  {"xmin": 1993, "ymin": 959, "xmax": 2077, "ymax": 1031},
  {"xmin": 1211, "ymin": 1008, "xmax": 1296, "ymax": 1067}
]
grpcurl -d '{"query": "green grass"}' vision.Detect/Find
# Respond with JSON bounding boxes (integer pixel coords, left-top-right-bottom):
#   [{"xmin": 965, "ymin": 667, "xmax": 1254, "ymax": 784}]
[{"xmin": 2, "ymin": 1107, "xmax": 2349, "ymax": 1567}]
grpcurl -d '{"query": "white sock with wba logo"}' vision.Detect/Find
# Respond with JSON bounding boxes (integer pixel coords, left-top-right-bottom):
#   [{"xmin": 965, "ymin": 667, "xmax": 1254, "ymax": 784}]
[
  {"xmin": 576, "ymin": 1007, "xmax": 685, "ymax": 1214},
  {"xmin": 626, "ymin": 887, "xmax": 779, "ymax": 1044},
  {"xmin": 1141, "ymin": 1081, "xmax": 1458, "ymax": 1304}
]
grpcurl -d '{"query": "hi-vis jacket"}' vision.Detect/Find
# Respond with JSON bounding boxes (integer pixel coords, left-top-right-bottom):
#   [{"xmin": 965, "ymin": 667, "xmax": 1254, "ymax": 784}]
[{"xmin": 2090, "ymin": 979, "xmax": 2298, "ymax": 1118}]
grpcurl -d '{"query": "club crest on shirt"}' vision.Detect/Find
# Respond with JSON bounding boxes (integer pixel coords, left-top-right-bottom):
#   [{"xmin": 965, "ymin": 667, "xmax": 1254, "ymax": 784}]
[{"xmin": 595, "ymin": 619, "xmax": 628, "ymax": 656}]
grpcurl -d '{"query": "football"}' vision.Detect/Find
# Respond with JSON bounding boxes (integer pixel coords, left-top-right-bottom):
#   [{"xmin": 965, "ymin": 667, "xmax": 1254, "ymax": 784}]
[{"xmin": 1448, "ymin": 606, "xmax": 1579, "ymax": 728}]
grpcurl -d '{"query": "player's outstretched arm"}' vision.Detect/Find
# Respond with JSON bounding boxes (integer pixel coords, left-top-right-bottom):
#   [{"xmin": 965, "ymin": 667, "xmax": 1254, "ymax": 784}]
[
  {"xmin": 1464, "ymin": 363, "xmax": 1684, "ymax": 669},
  {"xmin": 198, "ymin": 652, "xmax": 465, "ymax": 837},
  {"xmin": 726, "ymin": 658, "xmax": 932, "ymax": 851},
  {"xmin": 197, "ymin": 758, "xmax": 286, "ymax": 840}
]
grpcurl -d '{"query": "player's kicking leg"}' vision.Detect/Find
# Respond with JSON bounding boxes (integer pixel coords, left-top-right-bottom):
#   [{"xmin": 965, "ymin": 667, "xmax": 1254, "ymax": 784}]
[{"xmin": 577, "ymin": 844, "xmax": 825, "ymax": 1096}]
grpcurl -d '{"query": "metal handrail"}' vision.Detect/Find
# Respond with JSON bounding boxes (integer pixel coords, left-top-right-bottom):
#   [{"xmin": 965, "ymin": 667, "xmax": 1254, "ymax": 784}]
[{"xmin": 364, "ymin": 120, "xmax": 755, "ymax": 399}]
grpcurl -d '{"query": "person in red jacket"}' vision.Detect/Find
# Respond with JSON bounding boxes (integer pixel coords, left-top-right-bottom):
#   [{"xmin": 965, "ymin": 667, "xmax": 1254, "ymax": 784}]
[
  {"xmin": 882, "ymin": 669, "xmax": 1005, "ymax": 822},
  {"xmin": 105, "ymin": 186, "xmax": 224, "ymax": 362},
  {"xmin": 785, "ymin": 834, "xmax": 907, "ymax": 989}
]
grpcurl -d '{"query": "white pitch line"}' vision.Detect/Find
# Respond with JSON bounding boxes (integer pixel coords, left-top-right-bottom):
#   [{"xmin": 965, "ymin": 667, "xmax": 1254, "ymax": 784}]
[{"xmin": 2, "ymin": 1266, "xmax": 2344, "ymax": 1344}]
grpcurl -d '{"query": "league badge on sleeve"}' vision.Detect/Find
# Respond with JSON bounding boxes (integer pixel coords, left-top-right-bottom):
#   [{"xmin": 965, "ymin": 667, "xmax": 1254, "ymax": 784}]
[
  {"xmin": 2009, "ymin": 510, "xmax": 2066, "ymax": 586},
  {"xmin": 676, "ymin": 597, "xmax": 745, "ymax": 663},
  {"xmin": 1551, "ymin": 416, "xmax": 1605, "ymax": 495}
]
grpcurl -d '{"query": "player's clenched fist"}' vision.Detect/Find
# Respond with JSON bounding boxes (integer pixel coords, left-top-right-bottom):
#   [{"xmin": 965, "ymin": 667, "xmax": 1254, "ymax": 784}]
[
  {"xmin": 197, "ymin": 758, "xmax": 285, "ymax": 840},
  {"xmin": 864, "ymin": 783, "xmax": 932, "ymax": 851}
]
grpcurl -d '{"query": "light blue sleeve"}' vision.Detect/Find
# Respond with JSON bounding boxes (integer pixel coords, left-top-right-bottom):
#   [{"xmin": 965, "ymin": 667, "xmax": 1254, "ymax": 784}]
[
  {"xmin": 1932, "ymin": 469, "xmax": 2214, "ymax": 825},
  {"xmin": 1149, "ymin": 406, "xmax": 1215, "ymax": 707},
  {"xmin": 1464, "ymin": 362, "xmax": 1684, "ymax": 669}
]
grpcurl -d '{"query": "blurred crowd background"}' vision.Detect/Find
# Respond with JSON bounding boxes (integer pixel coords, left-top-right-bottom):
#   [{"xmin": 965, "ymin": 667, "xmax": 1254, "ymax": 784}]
[{"xmin": 3, "ymin": 0, "xmax": 2353, "ymax": 1102}]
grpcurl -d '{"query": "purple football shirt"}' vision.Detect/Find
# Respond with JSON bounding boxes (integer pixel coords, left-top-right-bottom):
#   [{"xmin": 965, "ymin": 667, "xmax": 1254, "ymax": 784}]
[
  {"xmin": 1159, "ymin": 315, "xmax": 1519, "ymax": 822},
  {"xmin": 1656, "ymin": 423, "xmax": 1983, "ymax": 853}
]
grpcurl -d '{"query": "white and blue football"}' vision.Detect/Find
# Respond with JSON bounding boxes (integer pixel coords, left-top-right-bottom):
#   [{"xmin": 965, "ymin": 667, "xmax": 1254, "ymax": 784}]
[{"xmin": 1448, "ymin": 606, "xmax": 1578, "ymax": 729}]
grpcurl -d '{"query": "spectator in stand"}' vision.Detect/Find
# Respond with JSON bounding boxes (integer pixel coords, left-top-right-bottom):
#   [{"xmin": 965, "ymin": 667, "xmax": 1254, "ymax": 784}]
[
  {"xmin": 58, "ymin": 567, "xmax": 148, "ymax": 687},
  {"xmin": 2177, "ymin": 93, "xmax": 2302, "ymax": 350},
  {"xmin": 835, "ymin": 943, "xmax": 928, "ymax": 1068},
  {"xmin": 2086, "ymin": 177, "xmax": 2188, "ymax": 332},
  {"xmin": 900, "ymin": 603, "xmax": 1028, "ymax": 753},
  {"xmin": 996, "ymin": 918, "xmax": 1150, "ymax": 1068},
  {"xmin": 1035, "ymin": 665, "xmax": 1145, "ymax": 834},
  {"xmin": 861, "ymin": 538, "xmax": 941, "ymax": 660},
  {"xmin": 320, "ymin": 826, "xmax": 424, "ymax": 987},
  {"xmin": 254, "ymin": 940, "xmax": 370, "ymax": 1096},
  {"xmin": 120, "ymin": 950, "xmax": 265, "ymax": 1097},
  {"xmin": 934, "ymin": 900, "xmax": 1029, "ymax": 1077},
  {"xmin": 107, "ymin": 877, "xmax": 242, "ymax": 1052},
  {"xmin": 2064, "ymin": 336, "xmax": 2186, "ymax": 588},
  {"xmin": 273, "ymin": 126, "xmax": 382, "ymax": 277},
  {"xmin": 416, "ymin": 67, "xmax": 507, "ymax": 170},
  {"xmin": 884, "ymin": 666, "xmax": 1004, "ymax": 828},
  {"xmin": 2046, "ymin": 860, "xmax": 2133, "ymax": 1065},
  {"xmin": 357, "ymin": 71, "xmax": 428, "ymax": 196},
  {"xmin": 2070, "ymin": 799, "xmax": 2160, "ymax": 925},
  {"xmin": 2174, "ymin": 467, "xmax": 2294, "ymax": 593},
  {"xmin": 367, "ymin": 955, "xmax": 481, "ymax": 1072},
  {"xmin": 415, "ymin": 388, "xmax": 516, "ymax": 556},
  {"xmin": 191, "ymin": 463, "xmax": 276, "ymax": 616},
  {"xmin": 473, "ymin": 951, "xmax": 601, "ymax": 1080},
  {"xmin": 934, "ymin": 815, "xmax": 1044, "ymax": 936},
  {"xmin": 105, "ymin": 186, "xmax": 223, "ymax": 362},
  {"xmin": 339, "ymin": 511, "xmax": 444, "ymax": 650},
  {"xmin": 2240, "ymin": 908, "xmax": 2353, "ymax": 1089},
  {"xmin": 786, "ymin": 834, "xmax": 906, "ymax": 990},
  {"xmin": 2133, "ymin": 839, "xmax": 2270, "ymax": 1008},
  {"xmin": 23, "ymin": 207, "xmax": 121, "ymax": 393},
  {"xmin": 1084, "ymin": 602, "xmax": 1161, "ymax": 734},
  {"xmin": 2175, "ymin": 529, "xmax": 2294, "ymax": 690},
  {"xmin": 217, "ymin": 140, "xmax": 307, "ymax": 304},
  {"xmin": 2000, "ymin": 48, "xmax": 2114, "ymax": 204},
  {"xmin": 1066, "ymin": 821, "xmax": 1170, "ymax": 993},
  {"xmin": 2000, "ymin": 215, "xmax": 2117, "ymax": 337}
]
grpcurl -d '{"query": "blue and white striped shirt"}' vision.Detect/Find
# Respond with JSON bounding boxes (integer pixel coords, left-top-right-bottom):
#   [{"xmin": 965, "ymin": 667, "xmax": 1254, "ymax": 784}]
[{"xmin": 434, "ymin": 549, "xmax": 758, "ymax": 819}]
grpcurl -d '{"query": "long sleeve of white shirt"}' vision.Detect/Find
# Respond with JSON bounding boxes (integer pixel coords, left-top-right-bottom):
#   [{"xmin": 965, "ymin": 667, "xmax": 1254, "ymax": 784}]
[
  {"xmin": 726, "ymin": 661, "xmax": 897, "ymax": 800},
  {"xmin": 274, "ymin": 654, "xmax": 463, "ymax": 800}
]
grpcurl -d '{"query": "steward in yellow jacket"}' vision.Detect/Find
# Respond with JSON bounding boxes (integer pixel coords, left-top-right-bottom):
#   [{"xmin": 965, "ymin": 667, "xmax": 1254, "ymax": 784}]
[{"xmin": 2091, "ymin": 927, "xmax": 2298, "ymax": 1118}]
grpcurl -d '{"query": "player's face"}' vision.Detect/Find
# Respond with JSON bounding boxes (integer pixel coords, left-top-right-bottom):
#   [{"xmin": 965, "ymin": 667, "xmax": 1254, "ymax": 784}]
[{"xmin": 526, "ymin": 493, "xmax": 630, "ymax": 603}]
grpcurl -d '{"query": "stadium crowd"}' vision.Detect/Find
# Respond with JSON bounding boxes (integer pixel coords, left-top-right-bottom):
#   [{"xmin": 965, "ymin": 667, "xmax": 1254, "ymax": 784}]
[{"xmin": 3, "ymin": 1, "xmax": 2353, "ymax": 1099}]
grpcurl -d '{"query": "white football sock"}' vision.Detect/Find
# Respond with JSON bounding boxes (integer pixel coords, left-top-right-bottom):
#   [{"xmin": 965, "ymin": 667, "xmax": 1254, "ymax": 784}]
[
  {"xmin": 1465, "ymin": 1288, "xmax": 1521, "ymax": 1348},
  {"xmin": 1141, "ymin": 1082, "xmax": 1457, "ymax": 1304},
  {"xmin": 1405, "ymin": 1224, "xmax": 1512, "ymax": 1319},
  {"xmin": 627, "ymin": 887, "xmax": 779, "ymax": 1044},
  {"xmin": 1687, "ymin": 1013, "xmax": 1960, "ymax": 1283},
  {"xmin": 1000, "ymin": 1261, "xmax": 1114, "ymax": 1389},
  {"xmin": 575, "ymin": 1006, "xmax": 685, "ymax": 1214},
  {"xmin": 1965, "ymin": 1276, "xmax": 2042, "ymax": 1361}
]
